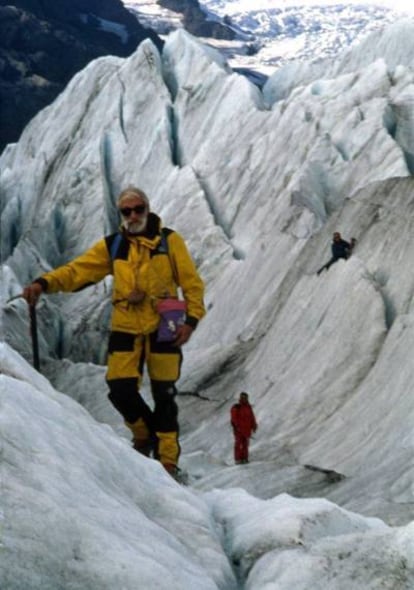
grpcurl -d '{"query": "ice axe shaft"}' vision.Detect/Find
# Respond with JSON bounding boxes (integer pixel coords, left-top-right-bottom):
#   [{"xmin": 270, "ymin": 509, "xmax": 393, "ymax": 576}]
[{"xmin": 29, "ymin": 304, "xmax": 40, "ymax": 371}]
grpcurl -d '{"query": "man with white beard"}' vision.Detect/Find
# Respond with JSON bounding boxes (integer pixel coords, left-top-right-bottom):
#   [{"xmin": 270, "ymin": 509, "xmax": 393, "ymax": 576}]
[{"xmin": 23, "ymin": 187, "xmax": 206, "ymax": 479}]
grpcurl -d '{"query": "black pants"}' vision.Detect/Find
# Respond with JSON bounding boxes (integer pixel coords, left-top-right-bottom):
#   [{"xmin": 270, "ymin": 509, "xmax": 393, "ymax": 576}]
[{"xmin": 317, "ymin": 256, "xmax": 344, "ymax": 274}]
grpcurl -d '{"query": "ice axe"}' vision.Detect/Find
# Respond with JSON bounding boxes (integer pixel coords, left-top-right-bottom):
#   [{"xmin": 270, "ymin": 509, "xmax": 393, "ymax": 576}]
[
  {"xmin": 6, "ymin": 294, "xmax": 40, "ymax": 371},
  {"xmin": 28, "ymin": 303, "xmax": 40, "ymax": 370}
]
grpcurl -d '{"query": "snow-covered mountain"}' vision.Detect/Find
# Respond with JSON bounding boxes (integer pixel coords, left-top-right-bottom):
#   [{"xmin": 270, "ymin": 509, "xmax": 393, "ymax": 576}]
[
  {"xmin": 125, "ymin": 0, "xmax": 409, "ymax": 75},
  {"xmin": 1, "ymin": 16, "xmax": 414, "ymax": 589}
]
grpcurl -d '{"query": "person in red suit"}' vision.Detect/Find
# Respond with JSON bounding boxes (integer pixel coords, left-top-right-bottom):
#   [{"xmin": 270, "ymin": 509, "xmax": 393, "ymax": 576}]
[{"xmin": 230, "ymin": 392, "xmax": 258, "ymax": 464}]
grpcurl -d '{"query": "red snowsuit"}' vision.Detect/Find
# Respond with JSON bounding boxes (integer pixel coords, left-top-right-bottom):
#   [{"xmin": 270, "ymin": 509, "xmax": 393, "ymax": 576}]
[{"xmin": 231, "ymin": 400, "xmax": 257, "ymax": 463}]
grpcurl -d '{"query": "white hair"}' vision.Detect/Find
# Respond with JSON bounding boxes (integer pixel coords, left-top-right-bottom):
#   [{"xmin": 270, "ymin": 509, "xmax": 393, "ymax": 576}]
[{"xmin": 117, "ymin": 187, "xmax": 150, "ymax": 208}]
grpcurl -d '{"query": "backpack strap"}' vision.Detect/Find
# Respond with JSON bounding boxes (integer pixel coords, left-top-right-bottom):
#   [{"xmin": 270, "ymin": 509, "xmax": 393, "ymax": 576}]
[
  {"xmin": 157, "ymin": 228, "xmax": 178, "ymax": 284},
  {"xmin": 109, "ymin": 233, "xmax": 123, "ymax": 260}
]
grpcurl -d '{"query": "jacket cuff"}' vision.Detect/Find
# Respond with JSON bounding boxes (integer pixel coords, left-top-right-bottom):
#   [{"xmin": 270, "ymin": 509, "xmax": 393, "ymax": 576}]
[
  {"xmin": 185, "ymin": 315, "xmax": 199, "ymax": 329},
  {"xmin": 33, "ymin": 278, "xmax": 49, "ymax": 292}
]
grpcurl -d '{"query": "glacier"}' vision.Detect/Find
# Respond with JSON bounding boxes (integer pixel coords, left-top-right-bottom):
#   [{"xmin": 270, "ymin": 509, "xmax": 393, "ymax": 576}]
[{"xmin": 1, "ymin": 20, "xmax": 414, "ymax": 589}]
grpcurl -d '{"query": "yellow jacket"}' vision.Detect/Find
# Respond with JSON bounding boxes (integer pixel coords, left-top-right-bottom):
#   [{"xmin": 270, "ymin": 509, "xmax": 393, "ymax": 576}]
[{"xmin": 37, "ymin": 214, "xmax": 205, "ymax": 335}]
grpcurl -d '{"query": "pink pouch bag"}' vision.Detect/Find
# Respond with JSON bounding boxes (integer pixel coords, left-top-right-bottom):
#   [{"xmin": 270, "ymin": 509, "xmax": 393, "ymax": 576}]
[{"xmin": 156, "ymin": 298, "xmax": 187, "ymax": 342}]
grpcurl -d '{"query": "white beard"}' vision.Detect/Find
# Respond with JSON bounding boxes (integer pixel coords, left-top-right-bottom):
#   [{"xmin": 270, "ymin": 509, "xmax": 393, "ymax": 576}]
[{"xmin": 122, "ymin": 215, "xmax": 148, "ymax": 235}]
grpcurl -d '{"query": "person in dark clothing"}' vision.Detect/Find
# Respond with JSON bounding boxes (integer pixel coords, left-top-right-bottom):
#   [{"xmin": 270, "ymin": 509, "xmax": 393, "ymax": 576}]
[
  {"xmin": 230, "ymin": 392, "xmax": 257, "ymax": 464},
  {"xmin": 317, "ymin": 232, "xmax": 354, "ymax": 275}
]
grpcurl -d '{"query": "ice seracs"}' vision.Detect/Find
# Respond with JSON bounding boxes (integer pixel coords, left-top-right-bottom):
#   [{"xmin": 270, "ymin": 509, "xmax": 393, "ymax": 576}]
[
  {"xmin": 1, "ymin": 341, "xmax": 413, "ymax": 589},
  {"xmin": 1, "ymin": 19, "xmax": 414, "ymax": 589}
]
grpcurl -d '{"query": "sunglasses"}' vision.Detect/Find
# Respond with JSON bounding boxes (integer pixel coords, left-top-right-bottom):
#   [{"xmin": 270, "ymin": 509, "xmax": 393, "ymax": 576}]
[{"xmin": 119, "ymin": 205, "xmax": 147, "ymax": 217}]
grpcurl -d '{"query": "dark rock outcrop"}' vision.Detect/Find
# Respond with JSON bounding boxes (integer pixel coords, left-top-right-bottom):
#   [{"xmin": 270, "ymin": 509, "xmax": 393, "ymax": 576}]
[
  {"xmin": 0, "ymin": 0, "xmax": 162, "ymax": 153},
  {"xmin": 157, "ymin": 0, "xmax": 235, "ymax": 40}
]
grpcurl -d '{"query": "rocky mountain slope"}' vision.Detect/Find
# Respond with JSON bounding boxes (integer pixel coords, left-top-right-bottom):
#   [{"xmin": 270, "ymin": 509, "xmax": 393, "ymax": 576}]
[
  {"xmin": 0, "ymin": 0, "xmax": 161, "ymax": 153},
  {"xmin": 158, "ymin": 0, "xmax": 235, "ymax": 39}
]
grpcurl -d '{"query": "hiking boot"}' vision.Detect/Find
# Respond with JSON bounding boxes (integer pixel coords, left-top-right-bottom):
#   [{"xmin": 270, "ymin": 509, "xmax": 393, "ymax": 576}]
[
  {"xmin": 132, "ymin": 438, "xmax": 153, "ymax": 457},
  {"xmin": 163, "ymin": 463, "xmax": 188, "ymax": 485},
  {"xmin": 163, "ymin": 462, "xmax": 178, "ymax": 475}
]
